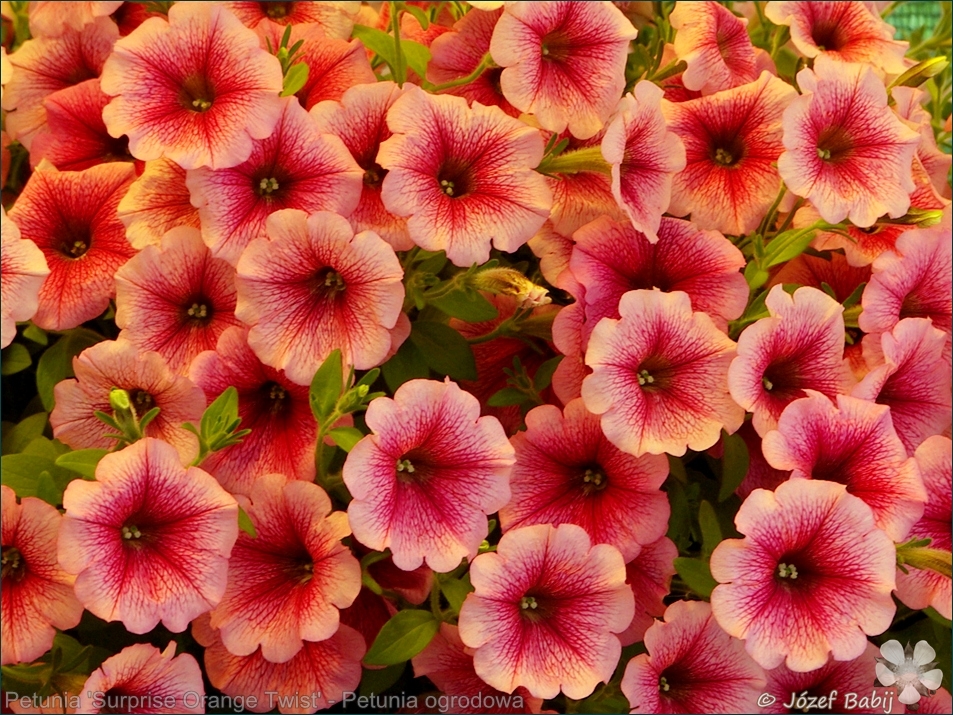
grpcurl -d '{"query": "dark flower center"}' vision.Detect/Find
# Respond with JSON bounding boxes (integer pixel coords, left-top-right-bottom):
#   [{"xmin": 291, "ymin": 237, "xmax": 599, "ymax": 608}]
[
  {"xmin": 816, "ymin": 126, "xmax": 853, "ymax": 163},
  {"xmin": 774, "ymin": 554, "xmax": 811, "ymax": 588},
  {"xmin": 129, "ymin": 389, "xmax": 155, "ymax": 412},
  {"xmin": 121, "ymin": 523, "xmax": 146, "ymax": 548},
  {"xmin": 310, "ymin": 267, "xmax": 346, "ymax": 299},
  {"xmin": 580, "ymin": 465, "xmax": 608, "ymax": 495},
  {"xmin": 296, "ymin": 557, "xmax": 315, "ymax": 584},
  {"xmin": 760, "ymin": 357, "xmax": 808, "ymax": 400},
  {"xmin": 179, "ymin": 74, "xmax": 215, "ymax": 113},
  {"xmin": 710, "ymin": 134, "xmax": 746, "ymax": 167},
  {"xmin": 395, "ymin": 449, "xmax": 432, "ymax": 484},
  {"xmin": 59, "ymin": 223, "xmax": 93, "ymax": 258},
  {"xmin": 262, "ymin": 1, "xmax": 294, "ymax": 20},
  {"xmin": 1, "ymin": 545, "xmax": 25, "ymax": 581},
  {"xmin": 540, "ymin": 32, "xmax": 572, "ymax": 63},
  {"xmin": 635, "ymin": 357, "xmax": 674, "ymax": 391},
  {"xmin": 437, "ymin": 161, "xmax": 474, "ymax": 198},
  {"xmin": 485, "ymin": 67, "xmax": 504, "ymax": 96},
  {"xmin": 181, "ymin": 295, "xmax": 214, "ymax": 325},
  {"xmin": 810, "ymin": 21, "xmax": 845, "ymax": 52},
  {"xmin": 363, "ymin": 162, "xmax": 387, "ymax": 188},
  {"xmin": 518, "ymin": 591, "xmax": 550, "ymax": 621},
  {"xmin": 262, "ymin": 380, "xmax": 289, "ymax": 414}
]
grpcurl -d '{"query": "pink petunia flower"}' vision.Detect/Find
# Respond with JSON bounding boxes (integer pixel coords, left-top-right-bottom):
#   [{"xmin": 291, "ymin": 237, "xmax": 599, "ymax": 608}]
[
  {"xmin": 1, "ymin": 17, "xmax": 118, "ymax": 148},
  {"xmin": 527, "ymin": 221, "xmax": 578, "ymax": 294},
  {"xmin": 8, "ymin": 162, "xmax": 136, "ymax": 331},
  {"xmin": 570, "ymin": 216, "xmax": 748, "ymax": 338},
  {"xmin": 762, "ymin": 391, "xmax": 926, "ymax": 541},
  {"xmin": 77, "ymin": 642, "xmax": 204, "ymax": 714},
  {"xmin": 235, "ymin": 209, "xmax": 404, "ymax": 384},
  {"xmin": 489, "ymin": 2, "xmax": 637, "ymax": 139},
  {"xmin": 27, "ymin": 1, "xmax": 122, "ymax": 38},
  {"xmin": 621, "ymin": 600, "xmax": 766, "ymax": 714},
  {"xmin": 892, "ymin": 87, "xmax": 952, "ymax": 202},
  {"xmin": 796, "ymin": 204, "xmax": 906, "ymax": 267},
  {"xmin": 895, "ymin": 436, "xmax": 952, "ymax": 620},
  {"xmin": 853, "ymin": 319, "xmax": 952, "ymax": 454},
  {"xmin": 458, "ymin": 523, "xmax": 634, "ymax": 700},
  {"xmin": 764, "ymin": 1, "xmax": 909, "ymax": 75},
  {"xmin": 777, "ymin": 56, "xmax": 920, "ymax": 228},
  {"xmin": 1, "ymin": 486, "xmax": 83, "ymax": 666},
  {"xmin": 377, "ymin": 86, "xmax": 552, "ymax": 266},
  {"xmin": 767, "ymin": 251, "xmax": 871, "ymax": 306},
  {"xmin": 189, "ymin": 327, "xmax": 317, "ymax": 495},
  {"xmin": 29, "ymin": 79, "xmax": 133, "ymax": 170},
  {"xmin": 427, "ymin": 8, "xmax": 519, "ymax": 117},
  {"xmin": 601, "ymin": 81, "xmax": 686, "ymax": 241},
  {"xmin": 859, "ymin": 216, "xmax": 953, "ymax": 355},
  {"xmin": 114, "ymin": 227, "xmax": 241, "ymax": 375},
  {"xmin": 728, "ymin": 285, "xmax": 854, "ymax": 437},
  {"xmin": 100, "ymin": 2, "xmax": 284, "ymax": 169},
  {"xmin": 0, "ymin": 210, "xmax": 48, "ymax": 349},
  {"xmin": 223, "ymin": 1, "xmax": 361, "ymax": 40},
  {"xmin": 58, "ymin": 438, "xmax": 239, "ymax": 633},
  {"xmin": 194, "ymin": 613, "xmax": 364, "ymax": 714},
  {"xmin": 310, "ymin": 82, "xmax": 414, "ymax": 251},
  {"xmin": 669, "ymin": 1, "xmax": 759, "ymax": 95},
  {"xmin": 617, "ymin": 536, "xmax": 678, "ymax": 647},
  {"xmin": 710, "ymin": 479, "xmax": 897, "ymax": 672},
  {"xmin": 117, "ymin": 158, "xmax": 202, "ymax": 249},
  {"xmin": 50, "ymin": 339, "xmax": 205, "ymax": 464},
  {"xmin": 663, "ymin": 72, "xmax": 798, "ymax": 236},
  {"xmin": 500, "ymin": 398, "xmax": 669, "ymax": 562},
  {"xmin": 582, "ymin": 289, "xmax": 744, "ymax": 457},
  {"xmin": 186, "ymin": 96, "xmax": 362, "ymax": 265},
  {"xmin": 344, "ymin": 379, "xmax": 514, "ymax": 572},
  {"xmin": 413, "ymin": 623, "xmax": 547, "ymax": 714},
  {"xmin": 209, "ymin": 474, "xmax": 360, "ymax": 663}
]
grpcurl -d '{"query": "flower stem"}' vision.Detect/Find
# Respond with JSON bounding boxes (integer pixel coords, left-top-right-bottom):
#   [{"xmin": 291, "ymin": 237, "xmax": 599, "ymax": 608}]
[
  {"xmin": 426, "ymin": 53, "xmax": 495, "ymax": 92},
  {"xmin": 390, "ymin": 1, "xmax": 406, "ymax": 85}
]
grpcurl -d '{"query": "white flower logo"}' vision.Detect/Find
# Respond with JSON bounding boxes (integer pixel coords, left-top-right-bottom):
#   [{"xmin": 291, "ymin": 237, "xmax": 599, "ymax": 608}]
[{"xmin": 876, "ymin": 640, "xmax": 944, "ymax": 705}]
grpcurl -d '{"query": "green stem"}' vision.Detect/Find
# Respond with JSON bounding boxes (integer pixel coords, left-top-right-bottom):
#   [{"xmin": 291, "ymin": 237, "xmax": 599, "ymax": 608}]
[
  {"xmin": 758, "ymin": 185, "xmax": 787, "ymax": 236},
  {"xmin": 536, "ymin": 146, "xmax": 612, "ymax": 176},
  {"xmin": 390, "ymin": 1, "xmax": 406, "ymax": 85},
  {"xmin": 426, "ymin": 53, "xmax": 494, "ymax": 92},
  {"xmin": 773, "ymin": 196, "xmax": 804, "ymax": 236},
  {"xmin": 430, "ymin": 580, "xmax": 443, "ymax": 621},
  {"xmin": 647, "ymin": 58, "xmax": 686, "ymax": 83}
]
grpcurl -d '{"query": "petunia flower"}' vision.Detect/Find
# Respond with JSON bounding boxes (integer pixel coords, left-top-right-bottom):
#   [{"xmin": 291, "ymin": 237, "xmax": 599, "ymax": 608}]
[
  {"xmin": 189, "ymin": 327, "xmax": 317, "ymax": 495},
  {"xmin": 859, "ymin": 216, "xmax": 953, "ymax": 356},
  {"xmin": 27, "ymin": 1, "xmax": 122, "ymax": 38},
  {"xmin": 343, "ymin": 379, "xmax": 514, "ymax": 572},
  {"xmin": 310, "ymin": 81, "xmax": 414, "ymax": 251},
  {"xmin": 50, "ymin": 339, "xmax": 205, "ymax": 464},
  {"xmin": 377, "ymin": 86, "xmax": 552, "ymax": 266},
  {"xmin": 853, "ymin": 319, "xmax": 952, "ymax": 454},
  {"xmin": 601, "ymin": 81, "xmax": 686, "ymax": 242},
  {"xmin": 114, "ymin": 226, "xmax": 242, "ymax": 374},
  {"xmin": 762, "ymin": 391, "xmax": 926, "ymax": 541},
  {"xmin": 669, "ymin": 1, "xmax": 759, "ymax": 95},
  {"xmin": 412, "ymin": 623, "xmax": 547, "ymax": 714},
  {"xmin": 663, "ymin": 72, "xmax": 798, "ymax": 236},
  {"xmin": 223, "ymin": 1, "xmax": 361, "ymax": 40},
  {"xmin": 764, "ymin": 1, "xmax": 909, "ymax": 75},
  {"xmin": 77, "ymin": 642, "xmax": 204, "ymax": 714},
  {"xmin": 186, "ymin": 96, "xmax": 362, "ymax": 265},
  {"xmin": 58, "ymin": 438, "xmax": 239, "ymax": 634},
  {"xmin": 427, "ymin": 8, "xmax": 519, "ymax": 117},
  {"xmin": 193, "ymin": 614, "xmax": 365, "ymax": 715},
  {"xmin": 100, "ymin": 2, "xmax": 284, "ymax": 170},
  {"xmin": 570, "ymin": 216, "xmax": 748, "ymax": 338},
  {"xmin": 582, "ymin": 289, "xmax": 744, "ymax": 457},
  {"xmin": 1, "ymin": 486, "xmax": 84, "ymax": 666},
  {"xmin": 894, "ymin": 436, "xmax": 952, "ymax": 620},
  {"xmin": 488, "ymin": 1, "xmax": 637, "ymax": 139},
  {"xmin": 235, "ymin": 209, "xmax": 404, "ymax": 385},
  {"xmin": 459, "ymin": 523, "xmax": 633, "ymax": 700},
  {"xmin": 796, "ymin": 204, "xmax": 906, "ymax": 267},
  {"xmin": 710, "ymin": 479, "xmax": 897, "ymax": 672},
  {"xmin": 550, "ymin": 298, "xmax": 588, "ymax": 404},
  {"xmin": 621, "ymin": 600, "xmax": 766, "ymax": 713},
  {"xmin": 7, "ymin": 161, "xmax": 136, "ymax": 331},
  {"xmin": 0, "ymin": 209, "xmax": 48, "ymax": 349},
  {"xmin": 500, "ymin": 398, "xmax": 669, "ymax": 563},
  {"xmin": 29, "ymin": 79, "xmax": 132, "ymax": 170},
  {"xmin": 117, "ymin": 158, "xmax": 202, "ymax": 250},
  {"xmin": 527, "ymin": 221, "xmax": 579, "ymax": 295},
  {"xmin": 1, "ymin": 16, "xmax": 118, "ymax": 149},
  {"xmin": 728, "ymin": 285, "xmax": 854, "ymax": 437},
  {"xmin": 617, "ymin": 536, "xmax": 677, "ymax": 646},
  {"xmin": 209, "ymin": 474, "xmax": 360, "ymax": 664},
  {"xmin": 777, "ymin": 56, "xmax": 920, "ymax": 228},
  {"xmin": 892, "ymin": 87, "xmax": 952, "ymax": 202}
]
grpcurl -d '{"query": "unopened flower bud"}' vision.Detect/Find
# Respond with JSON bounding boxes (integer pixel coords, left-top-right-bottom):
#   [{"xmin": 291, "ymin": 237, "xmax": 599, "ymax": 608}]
[{"xmin": 470, "ymin": 268, "xmax": 551, "ymax": 309}]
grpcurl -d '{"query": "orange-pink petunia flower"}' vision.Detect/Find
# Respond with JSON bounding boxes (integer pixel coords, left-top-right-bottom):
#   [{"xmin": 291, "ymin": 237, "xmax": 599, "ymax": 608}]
[
  {"xmin": 0, "ymin": 209, "xmax": 48, "ymax": 349},
  {"xmin": 117, "ymin": 158, "xmax": 202, "ymax": 250}
]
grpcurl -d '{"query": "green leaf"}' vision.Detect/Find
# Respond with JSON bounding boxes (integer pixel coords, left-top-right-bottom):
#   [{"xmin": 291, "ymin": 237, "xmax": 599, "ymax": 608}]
[
  {"xmin": 401, "ymin": 3, "xmax": 429, "ymax": 30},
  {"xmin": 359, "ymin": 662, "xmax": 406, "ymax": 698},
  {"xmin": 363, "ymin": 610, "xmax": 439, "ymax": 666},
  {"xmin": 763, "ymin": 223, "xmax": 822, "ymax": 268},
  {"xmin": 665, "ymin": 477, "xmax": 692, "ymax": 553},
  {"xmin": 382, "ymin": 339, "xmax": 430, "ymax": 392},
  {"xmin": 427, "ymin": 288, "xmax": 498, "ymax": 323},
  {"xmin": 51, "ymin": 633, "xmax": 93, "ymax": 675},
  {"xmin": 440, "ymin": 573, "xmax": 473, "ymax": 615},
  {"xmin": 281, "ymin": 61, "xmax": 309, "ymax": 96},
  {"xmin": 329, "ymin": 426, "xmax": 365, "ymax": 452},
  {"xmin": 674, "ymin": 557, "xmax": 718, "ymax": 599},
  {"xmin": 55, "ymin": 449, "xmax": 108, "ymax": 479},
  {"xmin": 238, "ymin": 506, "xmax": 258, "ymax": 538},
  {"xmin": 36, "ymin": 328, "xmax": 103, "ymax": 411},
  {"xmin": 486, "ymin": 387, "xmax": 528, "ymax": 407},
  {"xmin": 1, "ymin": 342, "xmax": 31, "ymax": 375},
  {"xmin": 401, "ymin": 40, "xmax": 431, "ymax": 78},
  {"xmin": 202, "ymin": 386, "xmax": 240, "ymax": 440},
  {"xmin": 22, "ymin": 324, "xmax": 47, "ymax": 346},
  {"xmin": 310, "ymin": 349, "xmax": 344, "ymax": 423},
  {"xmin": 743, "ymin": 260, "xmax": 770, "ymax": 291},
  {"xmin": 842, "ymin": 281, "xmax": 866, "ymax": 309},
  {"xmin": 1, "ymin": 454, "xmax": 59, "ymax": 501},
  {"xmin": 718, "ymin": 431, "xmax": 749, "ymax": 502},
  {"xmin": 533, "ymin": 355, "xmax": 562, "ymax": 393},
  {"xmin": 409, "ymin": 322, "xmax": 477, "ymax": 381},
  {"xmin": 698, "ymin": 500, "xmax": 722, "ymax": 559},
  {"xmin": 352, "ymin": 24, "xmax": 398, "ymax": 70},
  {"xmin": 2, "ymin": 412, "xmax": 48, "ymax": 455}
]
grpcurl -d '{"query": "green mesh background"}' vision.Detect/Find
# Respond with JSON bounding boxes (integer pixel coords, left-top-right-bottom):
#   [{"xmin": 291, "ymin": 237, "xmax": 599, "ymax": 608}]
[{"xmin": 888, "ymin": 1, "xmax": 944, "ymax": 38}]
